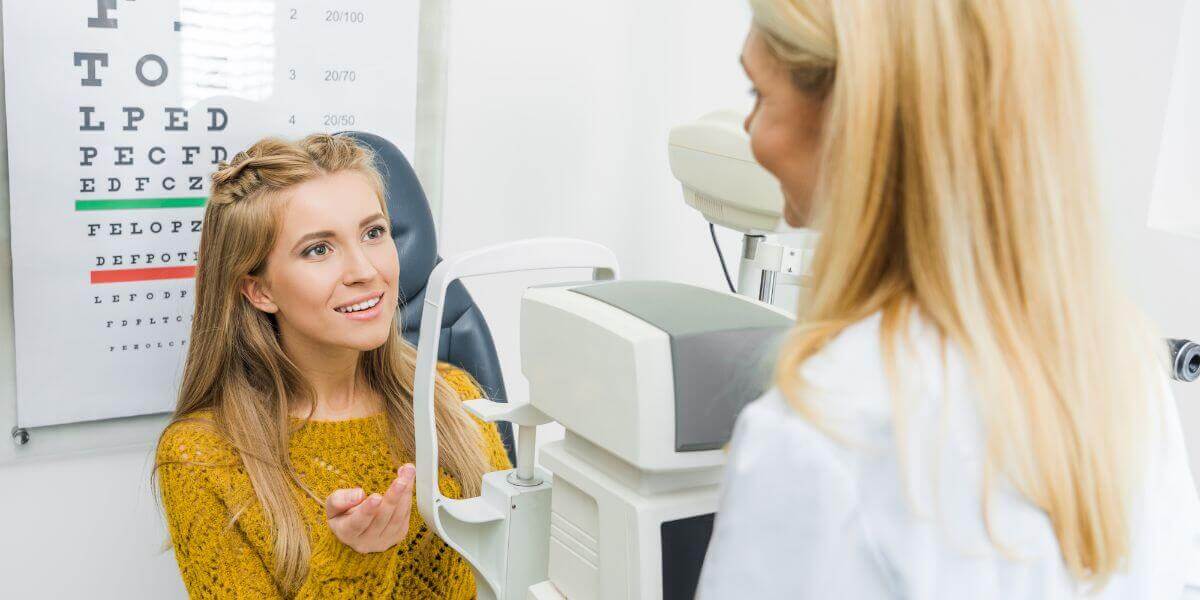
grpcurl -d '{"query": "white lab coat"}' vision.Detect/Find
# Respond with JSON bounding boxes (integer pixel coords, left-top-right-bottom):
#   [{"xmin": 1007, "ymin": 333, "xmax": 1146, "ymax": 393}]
[{"xmin": 696, "ymin": 312, "xmax": 1200, "ymax": 599}]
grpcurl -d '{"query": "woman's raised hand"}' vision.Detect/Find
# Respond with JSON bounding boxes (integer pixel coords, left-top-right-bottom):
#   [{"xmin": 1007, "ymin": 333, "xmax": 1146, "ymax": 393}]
[{"xmin": 324, "ymin": 463, "xmax": 416, "ymax": 553}]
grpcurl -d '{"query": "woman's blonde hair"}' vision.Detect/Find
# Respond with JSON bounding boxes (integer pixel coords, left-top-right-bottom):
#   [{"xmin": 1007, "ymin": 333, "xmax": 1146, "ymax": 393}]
[
  {"xmin": 150, "ymin": 133, "xmax": 491, "ymax": 594},
  {"xmin": 750, "ymin": 0, "xmax": 1162, "ymax": 587}
]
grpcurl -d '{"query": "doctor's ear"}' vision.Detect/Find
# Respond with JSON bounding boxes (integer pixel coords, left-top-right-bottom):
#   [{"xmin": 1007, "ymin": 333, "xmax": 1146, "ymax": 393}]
[{"xmin": 240, "ymin": 275, "xmax": 279, "ymax": 314}]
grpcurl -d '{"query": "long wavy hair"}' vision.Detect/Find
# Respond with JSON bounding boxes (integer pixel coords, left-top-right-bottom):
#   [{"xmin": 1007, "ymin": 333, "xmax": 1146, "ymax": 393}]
[
  {"xmin": 150, "ymin": 133, "xmax": 491, "ymax": 594},
  {"xmin": 751, "ymin": 0, "xmax": 1161, "ymax": 588}
]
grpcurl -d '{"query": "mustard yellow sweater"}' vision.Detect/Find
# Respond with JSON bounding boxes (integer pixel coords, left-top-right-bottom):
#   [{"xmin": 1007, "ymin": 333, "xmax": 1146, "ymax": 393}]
[{"xmin": 155, "ymin": 364, "xmax": 512, "ymax": 599}]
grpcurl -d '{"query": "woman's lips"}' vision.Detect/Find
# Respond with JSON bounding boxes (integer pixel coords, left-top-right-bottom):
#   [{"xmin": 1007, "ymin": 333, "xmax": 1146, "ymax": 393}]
[{"xmin": 336, "ymin": 292, "xmax": 385, "ymax": 322}]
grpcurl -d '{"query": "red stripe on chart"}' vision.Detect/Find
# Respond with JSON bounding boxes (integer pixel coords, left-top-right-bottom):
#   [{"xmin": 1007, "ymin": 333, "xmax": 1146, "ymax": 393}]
[{"xmin": 91, "ymin": 265, "xmax": 196, "ymax": 284}]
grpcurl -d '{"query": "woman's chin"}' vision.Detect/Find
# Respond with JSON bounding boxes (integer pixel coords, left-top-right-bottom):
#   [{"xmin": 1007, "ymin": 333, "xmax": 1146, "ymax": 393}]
[
  {"xmin": 325, "ymin": 322, "xmax": 393, "ymax": 353},
  {"xmin": 783, "ymin": 206, "xmax": 808, "ymax": 228},
  {"xmin": 780, "ymin": 189, "xmax": 812, "ymax": 228},
  {"xmin": 348, "ymin": 330, "xmax": 391, "ymax": 353}
]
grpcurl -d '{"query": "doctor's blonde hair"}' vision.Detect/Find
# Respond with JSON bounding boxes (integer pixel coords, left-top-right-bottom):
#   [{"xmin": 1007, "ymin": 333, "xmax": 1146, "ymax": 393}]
[
  {"xmin": 150, "ymin": 133, "xmax": 491, "ymax": 595},
  {"xmin": 752, "ymin": 0, "xmax": 1161, "ymax": 588}
]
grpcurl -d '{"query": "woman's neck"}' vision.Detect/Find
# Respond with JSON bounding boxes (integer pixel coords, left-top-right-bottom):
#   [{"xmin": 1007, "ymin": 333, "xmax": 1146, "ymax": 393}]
[
  {"xmin": 280, "ymin": 332, "xmax": 380, "ymax": 421},
  {"xmin": 291, "ymin": 374, "xmax": 382, "ymax": 421}
]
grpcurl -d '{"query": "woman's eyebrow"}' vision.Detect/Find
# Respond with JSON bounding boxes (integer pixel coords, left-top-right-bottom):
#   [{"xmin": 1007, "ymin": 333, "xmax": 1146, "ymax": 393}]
[
  {"xmin": 360, "ymin": 212, "xmax": 386, "ymax": 226},
  {"xmin": 291, "ymin": 230, "xmax": 335, "ymax": 253},
  {"xmin": 290, "ymin": 213, "xmax": 388, "ymax": 253}
]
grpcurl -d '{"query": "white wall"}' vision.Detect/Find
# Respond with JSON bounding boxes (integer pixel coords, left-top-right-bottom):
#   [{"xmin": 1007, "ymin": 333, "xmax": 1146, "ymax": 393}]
[
  {"xmin": 1074, "ymin": 0, "xmax": 1200, "ymax": 472},
  {"xmin": 0, "ymin": 1, "xmax": 1194, "ymax": 597},
  {"xmin": 437, "ymin": 0, "xmax": 756, "ymax": 448},
  {"xmin": 0, "ymin": 3, "xmax": 189, "ymax": 593}
]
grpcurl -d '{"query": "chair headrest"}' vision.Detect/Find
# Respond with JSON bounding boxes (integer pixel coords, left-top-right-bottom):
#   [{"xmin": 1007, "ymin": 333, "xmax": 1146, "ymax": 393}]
[{"xmin": 334, "ymin": 131, "xmax": 439, "ymax": 306}]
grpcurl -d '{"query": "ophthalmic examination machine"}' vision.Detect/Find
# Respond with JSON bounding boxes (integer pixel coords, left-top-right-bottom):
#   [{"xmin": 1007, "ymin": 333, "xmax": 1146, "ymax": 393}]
[{"xmin": 409, "ymin": 110, "xmax": 1200, "ymax": 600}]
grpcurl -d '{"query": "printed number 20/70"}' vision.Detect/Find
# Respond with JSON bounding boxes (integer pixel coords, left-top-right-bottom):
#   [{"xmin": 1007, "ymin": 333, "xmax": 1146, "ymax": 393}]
[
  {"xmin": 324, "ymin": 70, "xmax": 357, "ymax": 82},
  {"xmin": 284, "ymin": 69, "xmax": 356, "ymax": 82}
]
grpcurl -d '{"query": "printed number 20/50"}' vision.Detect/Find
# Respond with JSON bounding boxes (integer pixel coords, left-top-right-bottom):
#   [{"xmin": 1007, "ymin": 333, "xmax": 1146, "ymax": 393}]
[{"xmin": 323, "ymin": 114, "xmax": 356, "ymax": 127}]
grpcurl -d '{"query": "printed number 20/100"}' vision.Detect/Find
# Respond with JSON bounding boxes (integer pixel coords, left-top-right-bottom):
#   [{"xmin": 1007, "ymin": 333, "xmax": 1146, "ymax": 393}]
[
  {"xmin": 290, "ymin": 9, "xmax": 364, "ymax": 22},
  {"xmin": 289, "ymin": 9, "xmax": 366, "ymax": 22},
  {"xmin": 325, "ymin": 11, "xmax": 365, "ymax": 23}
]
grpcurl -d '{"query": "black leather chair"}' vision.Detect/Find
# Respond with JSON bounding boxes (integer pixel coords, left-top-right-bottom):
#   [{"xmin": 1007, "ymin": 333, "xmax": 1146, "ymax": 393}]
[{"xmin": 335, "ymin": 131, "xmax": 516, "ymax": 465}]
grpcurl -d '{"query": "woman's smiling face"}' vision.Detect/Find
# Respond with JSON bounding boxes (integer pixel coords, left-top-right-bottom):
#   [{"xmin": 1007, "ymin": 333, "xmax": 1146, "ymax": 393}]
[{"xmin": 240, "ymin": 169, "xmax": 400, "ymax": 353}]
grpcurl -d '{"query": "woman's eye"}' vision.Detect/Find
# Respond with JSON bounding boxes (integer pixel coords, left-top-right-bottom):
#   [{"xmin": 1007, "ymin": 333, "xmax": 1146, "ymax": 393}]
[
  {"xmin": 364, "ymin": 224, "xmax": 388, "ymax": 240},
  {"xmin": 302, "ymin": 243, "xmax": 330, "ymax": 258}
]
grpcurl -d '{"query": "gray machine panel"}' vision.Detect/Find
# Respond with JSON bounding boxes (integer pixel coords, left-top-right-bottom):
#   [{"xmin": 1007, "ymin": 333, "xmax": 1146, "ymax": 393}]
[{"xmin": 570, "ymin": 281, "xmax": 791, "ymax": 451}]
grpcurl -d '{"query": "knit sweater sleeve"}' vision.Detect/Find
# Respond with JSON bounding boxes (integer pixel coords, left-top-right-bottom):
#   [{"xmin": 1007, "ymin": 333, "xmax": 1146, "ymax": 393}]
[
  {"xmin": 156, "ymin": 418, "xmax": 402, "ymax": 599},
  {"xmin": 437, "ymin": 363, "xmax": 514, "ymax": 471}
]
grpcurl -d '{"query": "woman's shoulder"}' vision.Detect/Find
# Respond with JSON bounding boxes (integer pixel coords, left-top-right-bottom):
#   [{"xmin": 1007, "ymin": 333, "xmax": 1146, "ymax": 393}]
[
  {"xmin": 156, "ymin": 408, "xmax": 240, "ymax": 466},
  {"xmin": 786, "ymin": 309, "xmax": 966, "ymax": 423},
  {"xmin": 800, "ymin": 309, "xmax": 950, "ymax": 379},
  {"xmin": 437, "ymin": 362, "xmax": 486, "ymax": 400},
  {"xmin": 732, "ymin": 387, "xmax": 856, "ymax": 473},
  {"xmin": 435, "ymin": 363, "xmax": 513, "ymax": 470}
]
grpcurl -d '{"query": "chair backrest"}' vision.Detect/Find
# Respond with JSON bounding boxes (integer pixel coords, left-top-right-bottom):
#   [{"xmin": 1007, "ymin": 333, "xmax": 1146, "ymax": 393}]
[{"xmin": 335, "ymin": 131, "xmax": 515, "ymax": 464}]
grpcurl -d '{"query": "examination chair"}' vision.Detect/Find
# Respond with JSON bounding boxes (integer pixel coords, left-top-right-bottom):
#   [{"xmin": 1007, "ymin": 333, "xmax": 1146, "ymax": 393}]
[{"xmin": 334, "ymin": 131, "xmax": 516, "ymax": 465}]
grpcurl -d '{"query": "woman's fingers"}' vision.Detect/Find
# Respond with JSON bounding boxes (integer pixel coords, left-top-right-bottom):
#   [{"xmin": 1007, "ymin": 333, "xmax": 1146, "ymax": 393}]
[
  {"xmin": 359, "ymin": 492, "xmax": 398, "ymax": 539},
  {"xmin": 325, "ymin": 464, "xmax": 417, "ymax": 552},
  {"xmin": 361, "ymin": 465, "xmax": 413, "ymax": 540},
  {"xmin": 325, "ymin": 487, "xmax": 365, "ymax": 519},
  {"xmin": 380, "ymin": 465, "xmax": 416, "ymax": 539},
  {"xmin": 348, "ymin": 493, "xmax": 388, "ymax": 538}
]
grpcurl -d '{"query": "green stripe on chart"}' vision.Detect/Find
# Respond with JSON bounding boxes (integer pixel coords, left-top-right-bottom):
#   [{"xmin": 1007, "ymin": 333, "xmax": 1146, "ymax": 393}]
[{"xmin": 75, "ymin": 197, "xmax": 206, "ymax": 211}]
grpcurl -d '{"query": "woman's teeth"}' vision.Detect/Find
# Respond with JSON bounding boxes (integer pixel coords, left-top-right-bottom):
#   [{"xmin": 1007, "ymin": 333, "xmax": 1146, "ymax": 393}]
[{"xmin": 337, "ymin": 295, "xmax": 381, "ymax": 313}]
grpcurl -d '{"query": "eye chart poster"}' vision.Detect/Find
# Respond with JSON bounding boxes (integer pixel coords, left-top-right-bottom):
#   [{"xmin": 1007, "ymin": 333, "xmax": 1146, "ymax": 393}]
[{"xmin": 3, "ymin": 0, "xmax": 419, "ymax": 428}]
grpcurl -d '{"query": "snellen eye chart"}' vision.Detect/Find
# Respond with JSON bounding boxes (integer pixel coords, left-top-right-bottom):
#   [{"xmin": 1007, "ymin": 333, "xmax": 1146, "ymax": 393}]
[{"xmin": 2, "ymin": 0, "xmax": 419, "ymax": 428}]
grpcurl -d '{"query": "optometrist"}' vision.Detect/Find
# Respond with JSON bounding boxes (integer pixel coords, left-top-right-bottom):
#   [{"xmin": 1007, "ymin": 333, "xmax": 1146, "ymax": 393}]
[{"xmin": 696, "ymin": 1, "xmax": 1200, "ymax": 598}]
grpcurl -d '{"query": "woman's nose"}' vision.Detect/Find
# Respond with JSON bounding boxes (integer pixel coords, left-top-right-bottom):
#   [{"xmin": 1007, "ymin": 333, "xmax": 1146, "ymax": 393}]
[{"xmin": 341, "ymin": 245, "xmax": 378, "ymax": 284}]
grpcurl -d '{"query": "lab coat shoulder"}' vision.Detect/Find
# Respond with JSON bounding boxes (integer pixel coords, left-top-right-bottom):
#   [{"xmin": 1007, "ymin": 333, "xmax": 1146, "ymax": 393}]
[
  {"xmin": 782, "ymin": 311, "xmax": 947, "ymax": 431},
  {"xmin": 697, "ymin": 388, "xmax": 897, "ymax": 599},
  {"xmin": 697, "ymin": 310, "xmax": 982, "ymax": 599},
  {"xmin": 696, "ymin": 314, "xmax": 907, "ymax": 599},
  {"xmin": 701, "ymin": 310, "xmax": 1200, "ymax": 599}
]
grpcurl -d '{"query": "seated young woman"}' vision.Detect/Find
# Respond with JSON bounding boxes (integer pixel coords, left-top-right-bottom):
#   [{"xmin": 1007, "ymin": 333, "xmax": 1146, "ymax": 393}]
[{"xmin": 152, "ymin": 133, "xmax": 511, "ymax": 599}]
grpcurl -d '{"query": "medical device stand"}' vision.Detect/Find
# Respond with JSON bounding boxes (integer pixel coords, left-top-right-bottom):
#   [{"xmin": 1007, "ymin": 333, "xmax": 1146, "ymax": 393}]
[
  {"xmin": 411, "ymin": 238, "xmax": 620, "ymax": 600},
  {"xmin": 736, "ymin": 234, "xmax": 811, "ymax": 304}
]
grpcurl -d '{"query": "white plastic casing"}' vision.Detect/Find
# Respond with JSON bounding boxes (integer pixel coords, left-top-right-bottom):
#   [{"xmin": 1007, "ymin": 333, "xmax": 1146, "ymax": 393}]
[
  {"xmin": 667, "ymin": 109, "xmax": 786, "ymax": 234},
  {"xmin": 520, "ymin": 285, "xmax": 726, "ymax": 473}
]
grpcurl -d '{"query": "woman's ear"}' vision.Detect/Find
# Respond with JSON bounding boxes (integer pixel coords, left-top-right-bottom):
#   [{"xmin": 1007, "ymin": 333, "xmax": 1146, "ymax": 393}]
[{"xmin": 240, "ymin": 275, "xmax": 279, "ymax": 314}]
